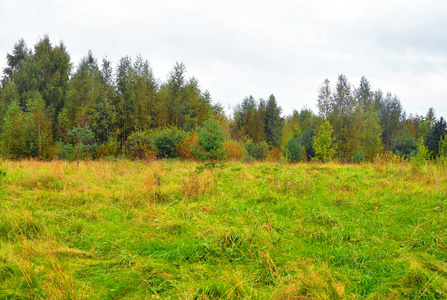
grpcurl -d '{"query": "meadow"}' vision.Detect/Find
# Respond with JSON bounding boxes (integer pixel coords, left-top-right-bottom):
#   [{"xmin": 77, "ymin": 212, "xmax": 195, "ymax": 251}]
[{"xmin": 0, "ymin": 159, "xmax": 446, "ymax": 299}]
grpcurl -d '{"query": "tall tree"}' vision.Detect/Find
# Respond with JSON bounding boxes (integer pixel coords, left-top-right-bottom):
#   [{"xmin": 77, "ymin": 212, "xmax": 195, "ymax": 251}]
[
  {"xmin": 329, "ymin": 74, "xmax": 356, "ymax": 160},
  {"xmin": 2, "ymin": 39, "xmax": 29, "ymax": 86},
  {"xmin": 425, "ymin": 117, "xmax": 447, "ymax": 157},
  {"xmin": 263, "ymin": 94, "xmax": 283, "ymax": 148},
  {"xmin": 24, "ymin": 91, "xmax": 53, "ymax": 158},
  {"xmin": 0, "ymin": 82, "xmax": 20, "ymax": 129},
  {"xmin": 313, "ymin": 120, "xmax": 336, "ymax": 163},
  {"xmin": 355, "ymin": 76, "xmax": 373, "ymax": 113},
  {"xmin": 317, "ymin": 79, "xmax": 332, "ymax": 119},
  {"xmin": 1, "ymin": 100, "xmax": 26, "ymax": 158},
  {"xmin": 377, "ymin": 92, "xmax": 403, "ymax": 149},
  {"xmin": 361, "ymin": 110, "xmax": 383, "ymax": 161}
]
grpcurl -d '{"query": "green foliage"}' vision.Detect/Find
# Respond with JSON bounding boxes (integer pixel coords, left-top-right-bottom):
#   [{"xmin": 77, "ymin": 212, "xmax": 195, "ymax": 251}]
[
  {"xmin": 190, "ymin": 119, "xmax": 228, "ymax": 168},
  {"xmin": 361, "ymin": 110, "xmax": 383, "ymax": 161},
  {"xmin": 352, "ymin": 149, "xmax": 365, "ymax": 163},
  {"xmin": 126, "ymin": 127, "xmax": 187, "ymax": 160},
  {"xmin": 245, "ymin": 140, "xmax": 269, "ymax": 161},
  {"xmin": 391, "ymin": 128, "xmax": 417, "ymax": 159},
  {"xmin": 437, "ymin": 136, "xmax": 447, "ymax": 167},
  {"xmin": 376, "ymin": 92, "xmax": 404, "ymax": 149},
  {"xmin": 263, "ymin": 94, "xmax": 284, "ymax": 148},
  {"xmin": 96, "ymin": 136, "xmax": 121, "ymax": 158},
  {"xmin": 425, "ymin": 117, "xmax": 447, "ymax": 157},
  {"xmin": 285, "ymin": 136, "xmax": 306, "ymax": 163},
  {"xmin": 150, "ymin": 127, "xmax": 187, "ymax": 159},
  {"xmin": 56, "ymin": 141, "xmax": 77, "ymax": 160},
  {"xmin": 411, "ymin": 137, "xmax": 431, "ymax": 168},
  {"xmin": 301, "ymin": 124, "xmax": 316, "ymax": 160},
  {"xmin": 1, "ymin": 100, "xmax": 26, "ymax": 158},
  {"xmin": 0, "ymin": 82, "xmax": 20, "ymax": 128},
  {"xmin": 65, "ymin": 125, "xmax": 97, "ymax": 164},
  {"xmin": 312, "ymin": 121, "xmax": 336, "ymax": 163},
  {"xmin": 125, "ymin": 131, "xmax": 153, "ymax": 160},
  {"xmin": 232, "ymin": 95, "xmax": 266, "ymax": 143},
  {"xmin": 24, "ymin": 91, "xmax": 53, "ymax": 158}
]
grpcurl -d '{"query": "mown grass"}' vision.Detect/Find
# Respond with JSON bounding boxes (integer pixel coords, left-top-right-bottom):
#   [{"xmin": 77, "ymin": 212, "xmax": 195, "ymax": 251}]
[{"xmin": 0, "ymin": 159, "xmax": 446, "ymax": 299}]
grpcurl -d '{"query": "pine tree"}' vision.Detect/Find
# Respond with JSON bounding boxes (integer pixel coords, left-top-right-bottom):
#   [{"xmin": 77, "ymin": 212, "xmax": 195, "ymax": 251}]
[
  {"xmin": 67, "ymin": 125, "xmax": 96, "ymax": 167},
  {"xmin": 190, "ymin": 119, "xmax": 228, "ymax": 168},
  {"xmin": 263, "ymin": 94, "xmax": 283, "ymax": 148}
]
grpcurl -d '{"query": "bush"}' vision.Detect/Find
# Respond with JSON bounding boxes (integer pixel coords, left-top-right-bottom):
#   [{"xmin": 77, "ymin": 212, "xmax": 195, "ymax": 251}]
[
  {"xmin": 391, "ymin": 129, "xmax": 417, "ymax": 159},
  {"xmin": 224, "ymin": 140, "xmax": 244, "ymax": 161},
  {"xmin": 149, "ymin": 127, "xmax": 187, "ymax": 159},
  {"xmin": 352, "ymin": 150, "xmax": 365, "ymax": 163},
  {"xmin": 125, "ymin": 131, "xmax": 155, "ymax": 160},
  {"xmin": 96, "ymin": 137, "xmax": 121, "ymax": 158},
  {"xmin": 285, "ymin": 136, "xmax": 305, "ymax": 163},
  {"xmin": 267, "ymin": 148, "xmax": 282, "ymax": 162},
  {"xmin": 245, "ymin": 141, "xmax": 269, "ymax": 161},
  {"xmin": 176, "ymin": 132, "xmax": 198, "ymax": 160}
]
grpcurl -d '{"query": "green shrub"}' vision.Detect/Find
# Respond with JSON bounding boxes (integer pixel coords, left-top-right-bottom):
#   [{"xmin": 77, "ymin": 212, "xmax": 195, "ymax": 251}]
[
  {"xmin": 352, "ymin": 150, "xmax": 365, "ymax": 163},
  {"xmin": 150, "ymin": 127, "xmax": 187, "ymax": 159},
  {"xmin": 245, "ymin": 140, "xmax": 269, "ymax": 161},
  {"xmin": 285, "ymin": 136, "xmax": 305, "ymax": 163},
  {"xmin": 391, "ymin": 128, "xmax": 417, "ymax": 159},
  {"xmin": 125, "ymin": 131, "xmax": 154, "ymax": 160},
  {"xmin": 96, "ymin": 137, "xmax": 121, "ymax": 158}
]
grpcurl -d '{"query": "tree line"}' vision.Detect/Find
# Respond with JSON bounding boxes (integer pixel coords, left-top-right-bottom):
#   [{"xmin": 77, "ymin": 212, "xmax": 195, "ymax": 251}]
[{"xmin": 1, "ymin": 36, "xmax": 446, "ymax": 163}]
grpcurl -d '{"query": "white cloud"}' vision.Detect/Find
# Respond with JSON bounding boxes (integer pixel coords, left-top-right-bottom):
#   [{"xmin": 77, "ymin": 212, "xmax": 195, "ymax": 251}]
[{"xmin": 1, "ymin": 0, "xmax": 446, "ymax": 117}]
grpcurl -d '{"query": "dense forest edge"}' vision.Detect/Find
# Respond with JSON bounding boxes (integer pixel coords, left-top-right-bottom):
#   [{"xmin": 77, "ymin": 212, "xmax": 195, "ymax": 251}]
[{"xmin": 1, "ymin": 36, "xmax": 446, "ymax": 164}]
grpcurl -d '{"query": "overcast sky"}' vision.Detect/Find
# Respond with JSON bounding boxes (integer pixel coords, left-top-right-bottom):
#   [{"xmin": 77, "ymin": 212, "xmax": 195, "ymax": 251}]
[{"xmin": 1, "ymin": 0, "xmax": 446, "ymax": 118}]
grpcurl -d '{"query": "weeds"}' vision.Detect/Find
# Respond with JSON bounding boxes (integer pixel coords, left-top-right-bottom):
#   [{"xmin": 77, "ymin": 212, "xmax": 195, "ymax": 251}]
[{"xmin": 0, "ymin": 160, "xmax": 446, "ymax": 298}]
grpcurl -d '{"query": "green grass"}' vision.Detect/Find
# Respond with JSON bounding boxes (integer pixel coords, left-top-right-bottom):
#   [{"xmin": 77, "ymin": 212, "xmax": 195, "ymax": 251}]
[{"xmin": 0, "ymin": 159, "xmax": 446, "ymax": 299}]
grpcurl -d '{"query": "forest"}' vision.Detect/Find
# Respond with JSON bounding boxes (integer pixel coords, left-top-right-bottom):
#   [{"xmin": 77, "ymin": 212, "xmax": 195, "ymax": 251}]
[{"xmin": 1, "ymin": 36, "xmax": 446, "ymax": 163}]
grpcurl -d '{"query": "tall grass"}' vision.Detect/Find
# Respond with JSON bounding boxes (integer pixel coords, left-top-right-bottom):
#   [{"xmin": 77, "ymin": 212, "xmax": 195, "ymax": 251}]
[{"xmin": 0, "ymin": 159, "xmax": 446, "ymax": 299}]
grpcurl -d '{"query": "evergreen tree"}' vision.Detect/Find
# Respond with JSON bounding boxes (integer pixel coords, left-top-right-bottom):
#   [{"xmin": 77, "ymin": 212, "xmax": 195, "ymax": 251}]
[
  {"xmin": 285, "ymin": 128, "xmax": 305, "ymax": 163},
  {"xmin": 263, "ymin": 94, "xmax": 283, "ymax": 148},
  {"xmin": 2, "ymin": 39, "xmax": 29, "ymax": 86},
  {"xmin": 67, "ymin": 125, "xmax": 96, "ymax": 167},
  {"xmin": 391, "ymin": 128, "xmax": 417, "ymax": 158},
  {"xmin": 191, "ymin": 119, "xmax": 228, "ymax": 168},
  {"xmin": 425, "ymin": 117, "xmax": 447, "ymax": 157}
]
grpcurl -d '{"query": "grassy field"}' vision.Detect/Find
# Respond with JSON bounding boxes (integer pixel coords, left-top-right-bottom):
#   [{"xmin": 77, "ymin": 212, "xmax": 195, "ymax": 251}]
[{"xmin": 0, "ymin": 160, "xmax": 446, "ymax": 299}]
